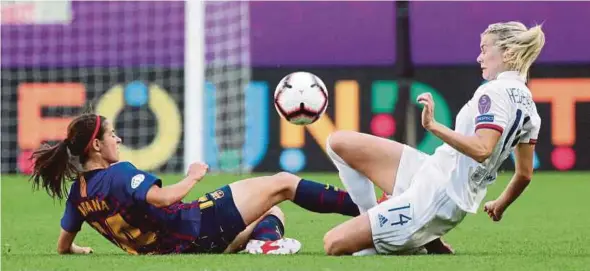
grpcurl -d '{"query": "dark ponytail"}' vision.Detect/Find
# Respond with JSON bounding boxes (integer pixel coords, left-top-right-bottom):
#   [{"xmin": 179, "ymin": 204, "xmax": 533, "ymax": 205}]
[
  {"xmin": 29, "ymin": 113, "xmax": 105, "ymax": 200},
  {"xmin": 30, "ymin": 140, "xmax": 79, "ymax": 200}
]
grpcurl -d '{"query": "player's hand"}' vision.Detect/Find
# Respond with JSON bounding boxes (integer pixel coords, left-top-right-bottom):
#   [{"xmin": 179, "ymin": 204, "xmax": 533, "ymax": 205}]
[
  {"xmin": 417, "ymin": 92, "xmax": 437, "ymax": 130},
  {"xmin": 71, "ymin": 244, "xmax": 93, "ymax": 254},
  {"xmin": 483, "ymin": 200, "xmax": 506, "ymax": 222},
  {"xmin": 187, "ymin": 162, "xmax": 209, "ymax": 181}
]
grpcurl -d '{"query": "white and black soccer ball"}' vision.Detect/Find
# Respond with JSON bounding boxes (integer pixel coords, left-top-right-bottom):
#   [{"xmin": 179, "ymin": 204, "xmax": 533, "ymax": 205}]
[{"xmin": 274, "ymin": 71, "xmax": 328, "ymax": 125}]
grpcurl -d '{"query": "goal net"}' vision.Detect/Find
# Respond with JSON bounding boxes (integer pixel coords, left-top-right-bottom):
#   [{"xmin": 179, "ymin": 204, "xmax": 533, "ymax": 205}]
[
  {"xmin": 1, "ymin": 1, "xmax": 251, "ymax": 174},
  {"xmin": 204, "ymin": 1, "xmax": 251, "ymax": 173}
]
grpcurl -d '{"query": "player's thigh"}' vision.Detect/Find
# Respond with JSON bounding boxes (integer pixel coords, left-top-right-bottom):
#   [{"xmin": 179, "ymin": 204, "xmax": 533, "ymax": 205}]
[
  {"xmin": 389, "ymin": 145, "xmax": 428, "ymax": 197},
  {"xmin": 328, "ymin": 130, "xmax": 404, "ymax": 194},
  {"xmin": 323, "ymin": 213, "xmax": 374, "ymax": 255},
  {"xmin": 224, "ymin": 206, "xmax": 285, "ymax": 253},
  {"xmin": 229, "ymin": 172, "xmax": 298, "ymax": 226},
  {"xmin": 192, "ymin": 187, "xmax": 287, "ymax": 254}
]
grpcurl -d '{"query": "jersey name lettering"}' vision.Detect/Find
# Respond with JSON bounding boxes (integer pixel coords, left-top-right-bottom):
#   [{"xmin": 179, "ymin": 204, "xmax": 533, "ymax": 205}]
[
  {"xmin": 77, "ymin": 199, "xmax": 110, "ymax": 216},
  {"xmin": 505, "ymin": 88, "xmax": 533, "ymax": 109}
]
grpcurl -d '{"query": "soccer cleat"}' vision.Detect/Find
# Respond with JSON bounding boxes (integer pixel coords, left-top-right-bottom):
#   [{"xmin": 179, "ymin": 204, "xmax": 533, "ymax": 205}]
[
  {"xmin": 244, "ymin": 238, "xmax": 302, "ymax": 255},
  {"xmin": 352, "ymin": 248, "xmax": 378, "ymax": 256},
  {"xmin": 424, "ymin": 238, "xmax": 455, "ymax": 255}
]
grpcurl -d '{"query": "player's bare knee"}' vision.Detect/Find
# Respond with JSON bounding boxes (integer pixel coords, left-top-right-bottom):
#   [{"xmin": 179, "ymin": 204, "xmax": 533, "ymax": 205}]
[
  {"xmin": 271, "ymin": 171, "xmax": 300, "ymax": 200},
  {"xmin": 323, "ymin": 230, "xmax": 346, "ymax": 256},
  {"xmin": 272, "ymin": 171, "xmax": 299, "ymax": 187},
  {"xmin": 327, "ymin": 130, "xmax": 354, "ymax": 155}
]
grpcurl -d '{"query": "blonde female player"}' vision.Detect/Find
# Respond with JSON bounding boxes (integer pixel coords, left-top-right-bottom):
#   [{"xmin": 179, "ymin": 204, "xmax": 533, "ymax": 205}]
[{"xmin": 322, "ymin": 21, "xmax": 545, "ymax": 255}]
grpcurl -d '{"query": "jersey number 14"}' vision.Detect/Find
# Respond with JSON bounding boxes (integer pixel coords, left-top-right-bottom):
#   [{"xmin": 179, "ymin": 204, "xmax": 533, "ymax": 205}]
[{"xmin": 388, "ymin": 204, "xmax": 412, "ymax": 226}]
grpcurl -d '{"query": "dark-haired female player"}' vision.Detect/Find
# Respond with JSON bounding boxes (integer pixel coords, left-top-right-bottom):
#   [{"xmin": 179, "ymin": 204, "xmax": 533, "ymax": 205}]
[{"xmin": 31, "ymin": 113, "xmax": 361, "ymax": 255}]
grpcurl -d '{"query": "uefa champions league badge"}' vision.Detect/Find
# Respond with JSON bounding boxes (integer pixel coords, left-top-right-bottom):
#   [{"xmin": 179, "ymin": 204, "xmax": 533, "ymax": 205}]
[{"xmin": 478, "ymin": 94, "xmax": 492, "ymax": 114}]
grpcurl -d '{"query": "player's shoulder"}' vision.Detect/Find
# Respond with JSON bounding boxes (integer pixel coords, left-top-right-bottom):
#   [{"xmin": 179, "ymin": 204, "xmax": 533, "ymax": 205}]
[
  {"xmin": 102, "ymin": 161, "xmax": 144, "ymax": 189},
  {"xmin": 474, "ymin": 81, "xmax": 511, "ymax": 105},
  {"xmin": 109, "ymin": 161, "xmax": 137, "ymax": 170},
  {"xmin": 104, "ymin": 161, "xmax": 143, "ymax": 180},
  {"xmin": 478, "ymin": 78, "xmax": 531, "ymax": 101},
  {"xmin": 107, "ymin": 161, "xmax": 160, "ymax": 183}
]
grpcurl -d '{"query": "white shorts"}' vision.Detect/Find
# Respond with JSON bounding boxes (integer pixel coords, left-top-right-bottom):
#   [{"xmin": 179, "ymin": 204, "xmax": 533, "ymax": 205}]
[
  {"xmin": 391, "ymin": 145, "xmax": 429, "ymax": 197},
  {"xmin": 367, "ymin": 145, "xmax": 467, "ymax": 254}
]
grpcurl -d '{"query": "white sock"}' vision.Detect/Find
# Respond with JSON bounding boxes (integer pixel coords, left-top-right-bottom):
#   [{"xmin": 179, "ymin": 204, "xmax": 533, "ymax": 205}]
[
  {"xmin": 352, "ymin": 248, "xmax": 378, "ymax": 256},
  {"xmin": 326, "ymin": 139, "xmax": 377, "ymax": 213}
]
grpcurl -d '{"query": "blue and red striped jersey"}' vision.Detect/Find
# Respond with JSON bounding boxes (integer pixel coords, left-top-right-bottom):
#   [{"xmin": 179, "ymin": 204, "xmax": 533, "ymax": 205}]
[{"xmin": 60, "ymin": 162, "xmax": 201, "ymax": 254}]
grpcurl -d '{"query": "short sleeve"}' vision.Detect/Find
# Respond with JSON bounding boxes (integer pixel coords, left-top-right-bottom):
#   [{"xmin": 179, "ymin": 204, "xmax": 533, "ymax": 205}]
[
  {"xmin": 117, "ymin": 162, "xmax": 162, "ymax": 203},
  {"xmin": 474, "ymin": 86, "xmax": 512, "ymax": 134},
  {"xmin": 60, "ymin": 197, "xmax": 84, "ymax": 233},
  {"xmin": 519, "ymin": 113, "xmax": 541, "ymax": 144}
]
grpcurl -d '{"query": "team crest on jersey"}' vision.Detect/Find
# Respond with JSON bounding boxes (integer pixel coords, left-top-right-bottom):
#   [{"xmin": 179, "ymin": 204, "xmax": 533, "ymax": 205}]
[
  {"xmin": 131, "ymin": 174, "xmax": 145, "ymax": 189},
  {"xmin": 210, "ymin": 190, "xmax": 225, "ymax": 200},
  {"xmin": 478, "ymin": 94, "xmax": 492, "ymax": 114}
]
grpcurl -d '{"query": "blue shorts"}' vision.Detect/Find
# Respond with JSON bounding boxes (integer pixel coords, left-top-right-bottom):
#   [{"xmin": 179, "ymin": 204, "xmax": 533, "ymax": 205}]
[{"xmin": 187, "ymin": 185, "xmax": 247, "ymax": 254}]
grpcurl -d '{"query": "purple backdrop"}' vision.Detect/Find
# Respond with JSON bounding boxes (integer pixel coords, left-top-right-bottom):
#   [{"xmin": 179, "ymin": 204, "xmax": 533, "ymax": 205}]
[
  {"xmin": 2, "ymin": 1, "xmax": 589, "ymax": 68},
  {"xmin": 410, "ymin": 1, "xmax": 590, "ymax": 65}
]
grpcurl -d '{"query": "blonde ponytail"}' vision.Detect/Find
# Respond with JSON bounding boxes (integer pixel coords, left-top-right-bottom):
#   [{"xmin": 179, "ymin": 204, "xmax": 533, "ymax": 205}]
[{"xmin": 482, "ymin": 22, "xmax": 546, "ymax": 77}]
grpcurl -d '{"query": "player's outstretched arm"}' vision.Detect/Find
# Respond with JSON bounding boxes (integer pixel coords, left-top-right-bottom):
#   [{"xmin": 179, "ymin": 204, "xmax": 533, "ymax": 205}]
[
  {"xmin": 57, "ymin": 229, "xmax": 93, "ymax": 254},
  {"xmin": 146, "ymin": 162, "xmax": 208, "ymax": 207},
  {"xmin": 484, "ymin": 143, "xmax": 534, "ymax": 221},
  {"xmin": 418, "ymin": 93, "xmax": 501, "ymax": 163},
  {"xmin": 430, "ymin": 123, "xmax": 500, "ymax": 163}
]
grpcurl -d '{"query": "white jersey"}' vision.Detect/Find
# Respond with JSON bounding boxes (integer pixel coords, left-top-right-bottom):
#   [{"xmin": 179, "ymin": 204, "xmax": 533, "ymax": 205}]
[{"xmin": 433, "ymin": 71, "xmax": 541, "ymax": 213}]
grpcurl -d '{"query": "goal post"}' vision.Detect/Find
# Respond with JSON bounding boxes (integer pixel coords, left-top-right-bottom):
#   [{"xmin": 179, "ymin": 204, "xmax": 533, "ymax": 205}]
[{"xmin": 183, "ymin": 0, "xmax": 205, "ymax": 173}]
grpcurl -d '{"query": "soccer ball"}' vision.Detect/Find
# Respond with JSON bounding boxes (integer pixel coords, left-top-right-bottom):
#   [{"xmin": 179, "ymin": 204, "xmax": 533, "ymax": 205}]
[{"xmin": 274, "ymin": 71, "xmax": 328, "ymax": 125}]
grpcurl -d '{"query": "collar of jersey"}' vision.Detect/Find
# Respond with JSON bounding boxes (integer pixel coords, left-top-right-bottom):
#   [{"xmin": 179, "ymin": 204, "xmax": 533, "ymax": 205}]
[
  {"xmin": 496, "ymin": 71, "xmax": 526, "ymax": 82},
  {"xmin": 81, "ymin": 168, "xmax": 104, "ymax": 183}
]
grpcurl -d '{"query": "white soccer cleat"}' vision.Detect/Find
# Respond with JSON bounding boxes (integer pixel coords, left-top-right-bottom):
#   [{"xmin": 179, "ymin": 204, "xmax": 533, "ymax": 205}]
[
  {"xmin": 244, "ymin": 238, "xmax": 302, "ymax": 255},
  {"xmin": 352, "ymin": 248, "xmax": 378, "ymax": 256}
]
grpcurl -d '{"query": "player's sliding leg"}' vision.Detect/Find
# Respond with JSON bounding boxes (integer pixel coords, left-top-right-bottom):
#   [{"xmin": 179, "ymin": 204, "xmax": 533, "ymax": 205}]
[
  {"xmin": 328, "ymin": 142, "xmax": 379, "ymax": 258},
  {"xmin": 327, "ymin": 131, "xmax": 405, "ymax": 204},
  {"xmin": 326, "ymin": 137, "xmax": 377, "ymax": 213},
  {"xmin": 229, "ymin": 172, "xmax": 360, "ymax": 227},
  {"xmin": 327, "ymin": 130, "xmax": 453, "ymax": 255},
  {"xmin": 326, "ymin": 131, "xmax": 404, "ymax": 255},
  {"xmin": 224, "ymin": 173, "xmax": 359, "ymax": 255}
]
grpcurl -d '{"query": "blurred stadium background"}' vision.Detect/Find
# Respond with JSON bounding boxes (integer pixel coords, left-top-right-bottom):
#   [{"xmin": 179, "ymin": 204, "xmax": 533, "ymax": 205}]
[
  {"xmin": 1, "ymin": 1, "xmax": 590, "ymax": 270},
  {"xmin": 1, "ymin": 1, "xmax": 589, "ymax": 176}
]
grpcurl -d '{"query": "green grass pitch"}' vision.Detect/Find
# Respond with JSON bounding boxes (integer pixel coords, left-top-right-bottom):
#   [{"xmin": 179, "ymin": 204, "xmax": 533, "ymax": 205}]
[{"xmin": 2, "ymin": 171, "xmax": 590, "ymax": 271}]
